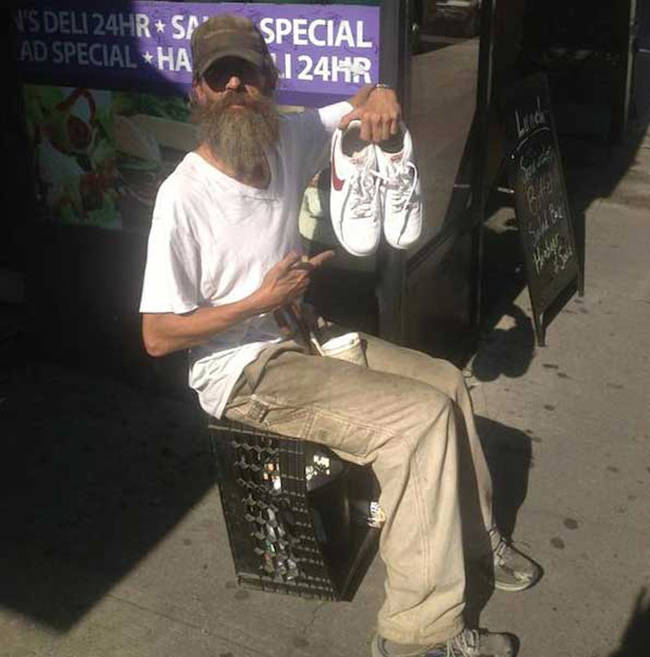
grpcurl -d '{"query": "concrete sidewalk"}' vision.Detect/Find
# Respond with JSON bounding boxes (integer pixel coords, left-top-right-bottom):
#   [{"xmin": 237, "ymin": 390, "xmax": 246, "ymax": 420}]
[
  {"xmin": 2, "ymin": 131, "xmax": 650, "ymax": 656},
  {"xmin": 468, "ymin": 122, "xmax": 650, "ymax": 655}
]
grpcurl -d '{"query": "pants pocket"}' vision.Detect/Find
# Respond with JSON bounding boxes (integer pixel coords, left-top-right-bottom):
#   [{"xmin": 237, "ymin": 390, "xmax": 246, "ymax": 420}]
[
  {"xmin": 227, "ymin": 396, "xmax": 383, "ymax": 461},
  {"xmin": 304, "ymin": 409, "xmax": 381, "ymax": 460},
  {"xmin": 226, "ymin": 394, "xmax": 313, "ymax": 440}
]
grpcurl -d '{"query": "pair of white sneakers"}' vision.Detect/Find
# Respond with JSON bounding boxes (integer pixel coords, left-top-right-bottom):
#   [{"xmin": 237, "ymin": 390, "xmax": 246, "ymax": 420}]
[{"xmin": 329, "ymin": 121, "xmax": 422, "ymax": 257}]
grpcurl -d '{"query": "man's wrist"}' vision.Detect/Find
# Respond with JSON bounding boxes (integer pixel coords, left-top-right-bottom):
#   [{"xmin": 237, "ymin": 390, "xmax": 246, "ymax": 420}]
[
  {"xmin": 349, "ymin": 83, "xmax": 375, "ymax": 108},
  {"xmin": 349, "ymin": 82, "xmax": 396, "ymax": 108},
  {"xmin": 243, "ymin": 289, "xmax": 271, "ymax": 316}
]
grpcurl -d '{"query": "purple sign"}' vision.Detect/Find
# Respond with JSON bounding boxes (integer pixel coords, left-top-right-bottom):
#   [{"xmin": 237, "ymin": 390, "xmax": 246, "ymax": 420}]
[{"xmin": 13, "ymin": 2, "xmax": 380, "ymax": 106}]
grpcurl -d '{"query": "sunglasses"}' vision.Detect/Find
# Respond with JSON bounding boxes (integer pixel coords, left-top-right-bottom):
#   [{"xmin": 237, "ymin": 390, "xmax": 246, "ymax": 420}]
[{"xmin": 203, "ymin": 57, "xmax": 264, "ymax": 91}]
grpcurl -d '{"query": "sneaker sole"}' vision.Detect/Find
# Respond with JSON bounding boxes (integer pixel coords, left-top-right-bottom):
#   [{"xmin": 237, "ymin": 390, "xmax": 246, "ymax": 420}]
[
  {"xmin": 329, "ymin": 133, "xmax": 380, "ymax": 257},
  {"xmin": 494, "ymin": 572, "xmax": 540, "ymax": 592},
  {"xmin": 330, "ymin": 217, "xmax": 380, "ymax": 257}
]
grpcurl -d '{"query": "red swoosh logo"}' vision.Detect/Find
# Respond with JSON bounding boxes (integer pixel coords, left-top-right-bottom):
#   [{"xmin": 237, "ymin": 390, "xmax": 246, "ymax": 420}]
[{"xmin": 331, "ymin": 137, "xmax": 345, "ymax": 191}]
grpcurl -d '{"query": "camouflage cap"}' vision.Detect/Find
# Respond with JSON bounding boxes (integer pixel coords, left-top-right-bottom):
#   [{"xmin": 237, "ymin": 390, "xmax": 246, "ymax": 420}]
[{"xmin": 191, "ymin": 14, "xmax": 270, "ymax": 80}]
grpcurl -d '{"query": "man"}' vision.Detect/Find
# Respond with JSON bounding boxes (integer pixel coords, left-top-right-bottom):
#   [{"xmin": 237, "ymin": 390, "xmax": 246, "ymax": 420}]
[{"xmin": 140, "ymin": 14, "xmax": 539, "ymax": 657}]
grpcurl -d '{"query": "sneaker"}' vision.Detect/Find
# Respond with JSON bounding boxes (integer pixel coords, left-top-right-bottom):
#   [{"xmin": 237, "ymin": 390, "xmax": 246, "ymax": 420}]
[
  {"xmin": 491, "ymin": 532, "xmax": 541, "ymax": 592},
  {"xmin": 371, "ymin": 635, "xmax": 432, "ymax": 657},
  {"xmin": 374, "ymin": 124, "xmax": 422, "ymax": 250},
  {"xmin": 371, "ymin": 629, "xmax": 516, "ymax": 657},
  {"xmin": 329, "ymin": 120, "xmax": 382, "ymax": 256}
]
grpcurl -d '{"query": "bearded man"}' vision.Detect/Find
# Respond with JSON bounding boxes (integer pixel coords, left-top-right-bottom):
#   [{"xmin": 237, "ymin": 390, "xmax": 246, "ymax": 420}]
[{"xmin": 139, "ymin": 14, "xmax": 539, "ymax": 657}]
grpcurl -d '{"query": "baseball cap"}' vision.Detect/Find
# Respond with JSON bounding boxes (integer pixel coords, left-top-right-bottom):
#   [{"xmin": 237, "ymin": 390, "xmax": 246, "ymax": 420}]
[{"xmin": 191, "ymin": 14, "xmax": 270, "ymax": 80}]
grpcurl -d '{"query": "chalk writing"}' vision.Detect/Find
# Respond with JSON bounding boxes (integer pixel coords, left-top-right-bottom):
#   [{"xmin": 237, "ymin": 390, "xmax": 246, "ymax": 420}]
[
  {"xmin": 504, "ymin": 74, "xmax": 580, "ymax": 344},
  {"xmin": 524, "ymin": 171, "xmax": 554, "ymax": 216},
  {"xmin": 532, "ymin": 233, "xmax": 573, "ymax": 276},
  {"xmin": 514, "ymin": 114, "xmax": 574, "ymax": 281},
  {"xmin": 527, "ymin": 201, "xmax": 564, "ymax": 248},
  {"xmin": 515, "ymin": 96, "xmax": 546, "ymax": 139},
  {"xmin": 520, "ymin": 143, "xmax": 554, "ymax": 184}
]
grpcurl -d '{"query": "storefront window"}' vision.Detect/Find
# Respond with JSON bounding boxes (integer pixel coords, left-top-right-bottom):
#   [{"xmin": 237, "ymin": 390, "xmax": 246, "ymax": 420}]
[{"xmin": 409, "ymin": 1, "xmax": 481, "ymax": 247}]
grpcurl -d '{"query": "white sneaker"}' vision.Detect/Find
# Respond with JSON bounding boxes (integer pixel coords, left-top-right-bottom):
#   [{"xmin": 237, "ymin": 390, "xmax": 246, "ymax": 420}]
[
  {"xmin": 375, "ymin": 124, "xmax": 422, "ymax": 250},
  {"xmin": 329, "ymin": 121, "xmax": 382, "ymax": 257}
]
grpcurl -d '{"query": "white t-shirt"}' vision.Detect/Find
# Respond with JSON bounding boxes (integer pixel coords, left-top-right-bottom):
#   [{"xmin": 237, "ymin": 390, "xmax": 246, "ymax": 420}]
[{"xmin": 140, "ymin": 101, "xmax": 352, "ymax": 418}]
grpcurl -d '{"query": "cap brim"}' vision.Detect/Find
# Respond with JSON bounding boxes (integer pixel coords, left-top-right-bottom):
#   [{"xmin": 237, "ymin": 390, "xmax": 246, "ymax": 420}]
[{"xmin": 197, "ymin": 48, "xmax": 264, "ymax": 79}]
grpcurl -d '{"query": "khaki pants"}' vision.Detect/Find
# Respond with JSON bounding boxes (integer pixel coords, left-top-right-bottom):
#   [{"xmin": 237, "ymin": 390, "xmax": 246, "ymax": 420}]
[{"xmin": 223, "ymin": 333, "xmax": 495, "ymax": 646}]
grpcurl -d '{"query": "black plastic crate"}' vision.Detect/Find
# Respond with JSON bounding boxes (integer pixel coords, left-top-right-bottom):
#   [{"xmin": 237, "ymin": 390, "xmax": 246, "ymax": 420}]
[{"xmin": 209, "ymin": 419, "xmax": 380, "ymax": 600}]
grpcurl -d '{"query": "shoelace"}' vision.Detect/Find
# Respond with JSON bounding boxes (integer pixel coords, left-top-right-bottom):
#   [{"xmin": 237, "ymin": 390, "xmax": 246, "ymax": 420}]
[
  {"xmin": 493, "ymin": 537, "xmax": 532, "ymax": 584},
  {"xmin": 423, "ymin": 629, "xmax": 479, "ymax": 657},
  {"xmin": 447, "ymin": 629, "xmax": 479, "ymax": 657},
  {"xmin": 494, "ymin": 537, "xmax": 510, "ymax": 565},
  {"xmin": 348, "ymin": 161, "xmax": 382, "ymax": 220},
  {"xmin": 380, "ymin": 161, "xmax": 419, "ymax": 212}
]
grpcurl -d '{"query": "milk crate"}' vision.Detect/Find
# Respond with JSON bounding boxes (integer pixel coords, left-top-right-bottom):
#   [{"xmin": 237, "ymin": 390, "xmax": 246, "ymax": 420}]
[{"xmin": 209, "ymin": 419, "xmax": 380, "ymax": 600}]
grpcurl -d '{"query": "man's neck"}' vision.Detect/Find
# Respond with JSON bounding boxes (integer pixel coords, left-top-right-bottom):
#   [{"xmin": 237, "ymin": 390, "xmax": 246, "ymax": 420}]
[{"xmin": 196, "ymin": 143, "xmax": 270, "ymax": 189}]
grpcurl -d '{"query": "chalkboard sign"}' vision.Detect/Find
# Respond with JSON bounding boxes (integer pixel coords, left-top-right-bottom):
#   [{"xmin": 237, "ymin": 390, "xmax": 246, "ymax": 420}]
[{"xmin": 502, "ymin": 74, "xmax": 583, "ymax": 346}]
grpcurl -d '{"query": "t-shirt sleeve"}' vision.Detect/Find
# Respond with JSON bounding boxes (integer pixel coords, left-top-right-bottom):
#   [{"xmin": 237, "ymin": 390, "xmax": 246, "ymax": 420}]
[
  {"xmin": 139, "ymin": 182, "xmax": 201, "ymax": 315},
  {"xmin": 289, "ymin": 101, "xmax": 353, "ymax": 184}
]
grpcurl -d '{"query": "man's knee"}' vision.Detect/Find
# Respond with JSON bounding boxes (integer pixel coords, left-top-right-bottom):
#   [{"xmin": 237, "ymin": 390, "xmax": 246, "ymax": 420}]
[
  {"xmin": 431, "ymin": 360, "xmax": 467, "ymax": 402},
  {"xmin": 408, "ymin": 388, "xmax": 457, "ymax": 439}
]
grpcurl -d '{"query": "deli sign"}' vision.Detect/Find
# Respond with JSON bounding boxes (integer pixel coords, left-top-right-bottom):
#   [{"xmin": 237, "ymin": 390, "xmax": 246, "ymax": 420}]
[{"xmin": 13, "ymin": 2, "xmax": 380, "ymax": 106}]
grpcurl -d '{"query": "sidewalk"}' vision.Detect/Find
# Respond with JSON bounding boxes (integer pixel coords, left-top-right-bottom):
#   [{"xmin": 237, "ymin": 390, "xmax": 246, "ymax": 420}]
[
  {"xmin": 469, "ymin": 120, "xmax": 650, "ymax": 655},
  {"xmin": 2, "ymin": 128, "xmax": 650, "ymax": 657}
]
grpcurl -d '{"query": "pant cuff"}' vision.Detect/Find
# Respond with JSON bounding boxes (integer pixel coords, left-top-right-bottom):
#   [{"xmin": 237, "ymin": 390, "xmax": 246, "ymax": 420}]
[{"xmin": 376, "ymin": 618, "xmax": 465, "ymax": 648}]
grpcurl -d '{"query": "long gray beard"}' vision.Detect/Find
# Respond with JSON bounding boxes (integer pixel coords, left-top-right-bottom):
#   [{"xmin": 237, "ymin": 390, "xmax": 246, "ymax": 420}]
[{"xmin": 193, "ymin": 92, "xmax": 280, "ymax": 180}]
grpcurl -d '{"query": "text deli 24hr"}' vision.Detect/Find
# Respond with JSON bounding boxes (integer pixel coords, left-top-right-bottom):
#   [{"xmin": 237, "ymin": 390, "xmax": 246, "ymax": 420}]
[{"xmin": 15, "ymin": 9, "xmax": 375, "ymax": 84}]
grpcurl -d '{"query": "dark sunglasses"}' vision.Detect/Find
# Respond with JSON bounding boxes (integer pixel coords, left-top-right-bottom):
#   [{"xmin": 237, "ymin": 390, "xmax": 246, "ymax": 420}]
[{"xmin": 203, "ymin": 57, "xmax": 264, "ymax": 91}]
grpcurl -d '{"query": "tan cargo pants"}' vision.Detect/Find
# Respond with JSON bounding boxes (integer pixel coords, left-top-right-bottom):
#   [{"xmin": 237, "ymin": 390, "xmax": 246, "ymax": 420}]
[{"xmin": 223, "ymin": 333, "xmax": 495, "ymax": 646}]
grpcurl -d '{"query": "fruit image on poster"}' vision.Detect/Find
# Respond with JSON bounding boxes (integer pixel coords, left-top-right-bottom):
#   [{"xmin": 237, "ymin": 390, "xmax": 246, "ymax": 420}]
[{"xmin": 23, "ymin": 84, "xmax": 194, "ymax": 231}]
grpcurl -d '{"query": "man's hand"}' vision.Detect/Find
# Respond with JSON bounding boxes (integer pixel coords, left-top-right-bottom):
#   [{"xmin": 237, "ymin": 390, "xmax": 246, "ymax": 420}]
[
  {"xmin": 253, "ymin": 250, "xmax": 335, "ymax": 313},
  {"xmin": 141, "ymin": 250, "xmax": 335, "ymax": 357},
  {"xmin": 341, "ymin": 86, "xmax": 401, "ymax": 142}
]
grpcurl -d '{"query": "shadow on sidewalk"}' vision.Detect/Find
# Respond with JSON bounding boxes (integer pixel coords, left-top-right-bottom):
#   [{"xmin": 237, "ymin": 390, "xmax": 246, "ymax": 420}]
[
  {"xmin": 471, "ymin": 302, "xmax": 535, "ymax": 382},
  {"xmin": 476, "ymin": 415, "xmax": 533, "ymax": 542},
  {"xmin": 610, "ymin": 588, "xmax": 650, "ymax": 657},
  {"xmin": 459, "ymin": 415, "xmax": 533, "ymax": 626},
  {"xmin": 0, "ymin": 362, "xmax": 214, "ymax": 632}
]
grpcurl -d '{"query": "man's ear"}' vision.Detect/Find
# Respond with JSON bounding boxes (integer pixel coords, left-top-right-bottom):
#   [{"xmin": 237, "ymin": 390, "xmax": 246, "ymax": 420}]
[
  {"xmin": 262, "ymin": 62, "xmax": 278, "ymax": 96},
  {"xmin": 192, "ymin": 79, "xmax": 206, "ymax": 104}
]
